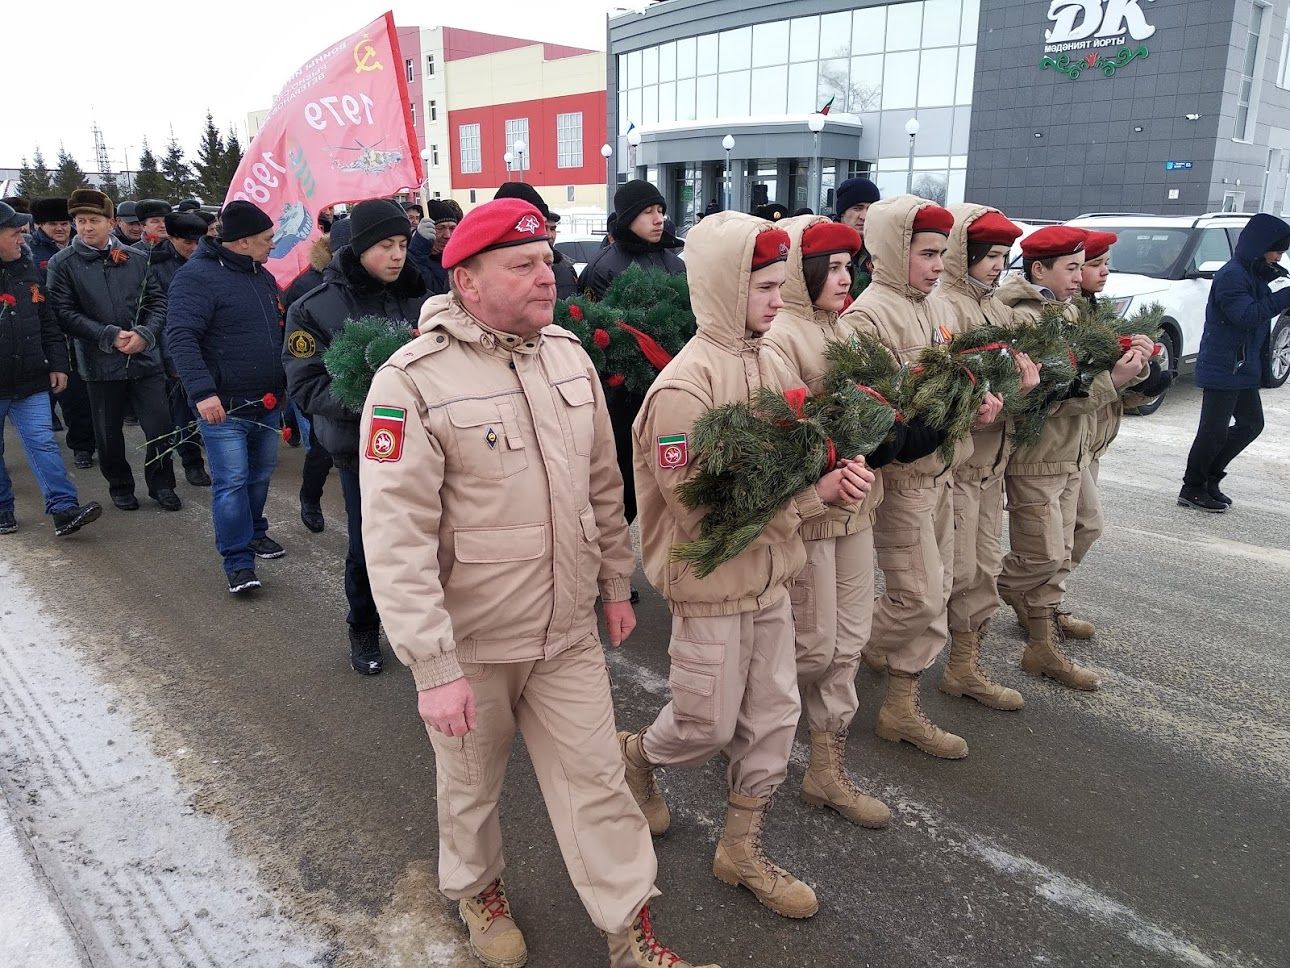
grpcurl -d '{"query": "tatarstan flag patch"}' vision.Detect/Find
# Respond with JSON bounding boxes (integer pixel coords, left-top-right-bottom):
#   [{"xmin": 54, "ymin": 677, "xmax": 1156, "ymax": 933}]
[
  {"xmin": 366, "ymin": 406, "xmax": 407, "ymax": 462},
  {"xmin": 657, "ymin": 433, "xmax": 688, "ymax": 469}
]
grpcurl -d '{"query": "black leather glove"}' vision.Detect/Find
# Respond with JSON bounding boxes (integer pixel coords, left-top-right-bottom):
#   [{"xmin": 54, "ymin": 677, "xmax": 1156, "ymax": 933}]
[
  {"xmin": 864, "ymin": 421, "xmax": 907, "ymax": 469},
  {"xmin": 1134, "ymin": 359, "xmax": 1176, "ymax": 398},
  {"xmin": 896, "ymin": 417, "xmax": 947, "ymax": 463}
]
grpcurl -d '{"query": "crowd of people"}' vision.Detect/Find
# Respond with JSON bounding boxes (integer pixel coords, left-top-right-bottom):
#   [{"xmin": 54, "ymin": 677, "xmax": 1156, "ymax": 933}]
[{"xmin": 0, "ymin": 166, "xmax": 1284, "ymax": 967}]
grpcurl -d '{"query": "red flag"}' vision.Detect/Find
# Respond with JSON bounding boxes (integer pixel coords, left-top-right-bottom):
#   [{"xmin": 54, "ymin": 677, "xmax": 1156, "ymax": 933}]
[
  {"xmin": 818, "ymin": 95, "xmax": 836, "ymax": 116},
  {"xmin": 225, "ymin": 12, "xmax": 423, "ymax": 284}
]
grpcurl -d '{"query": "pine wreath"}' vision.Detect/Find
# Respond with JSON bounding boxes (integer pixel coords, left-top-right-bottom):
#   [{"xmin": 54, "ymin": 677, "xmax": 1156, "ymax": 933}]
[
  {"xmin": 324, "ymin": 315, "xmax": 416, "ymax": 413},
  {"xmin": 672, "ymin": 384, "xmax": 895, "ymax": 577}
]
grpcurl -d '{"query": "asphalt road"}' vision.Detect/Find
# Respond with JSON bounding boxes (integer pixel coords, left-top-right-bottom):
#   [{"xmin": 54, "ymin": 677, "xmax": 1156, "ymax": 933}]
[{"xmin": 0, "ymin": 379, "xmax": 1286, "ymax": 968}]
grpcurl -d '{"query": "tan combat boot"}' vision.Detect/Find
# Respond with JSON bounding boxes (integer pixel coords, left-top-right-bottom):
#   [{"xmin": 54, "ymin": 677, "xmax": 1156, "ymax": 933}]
[
  {"xmin": 713, "ymin": 792, "xmax": 819, "ymax": 919},
  {"xmin": 874, "ymin": 670, "xmax": 969, "ymax": 759},
  {"xmin": 605, "ymin": 905, "xmax": 722, "ymax": 968},
  {"xmin": 861, "ymin": 648, "xmax": 887, "ymax": 674},
  {"xmin": 801, "ymin": 729, "xmax": 891, "ymax": 828},
  {"xmin": 1056, "ymin": 609, "xmax": 1096, "ymax": 640},
  {"xmin": 459, "ymin": 878, "xmax": 527, "ymax": 968},
  {"xmin": 939, "ymin": 630, "xmax": 1025, "ymax": 711},
  {"xmin": 1022, "ymin": 611, "xmax": 1101, "ymax": 691},
  {"xmin": 618, "ymin": 730, "xmax": 671, "ymax": 836}
]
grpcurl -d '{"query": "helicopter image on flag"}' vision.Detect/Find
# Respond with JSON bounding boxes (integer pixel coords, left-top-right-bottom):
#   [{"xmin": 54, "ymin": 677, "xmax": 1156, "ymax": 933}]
[{"xmin": 331, "ymin": 141, "xmax": 405, "ymax": 175}]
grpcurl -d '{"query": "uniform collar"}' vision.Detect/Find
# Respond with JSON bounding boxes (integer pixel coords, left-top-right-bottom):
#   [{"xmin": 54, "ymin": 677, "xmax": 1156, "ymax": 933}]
[{"xmin": 432, "ymin": 296, "xmax": 544, "ymax": 356}]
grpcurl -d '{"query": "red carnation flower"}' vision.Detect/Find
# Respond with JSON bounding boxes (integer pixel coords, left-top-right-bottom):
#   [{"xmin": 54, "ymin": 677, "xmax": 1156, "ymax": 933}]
[
  {"xmin": 1117, "ymin": 335, "xmax": 1133, "ymax": 352},
  {"xmin": 0, "ymin": 293, "xmax": 15, "ymax": 307},
  {"xmin": 568, "ymin": 304, "xmax": 584, "ymax": 321},
  {"xmin": 39, "ymin": 260, "xmax": 48, "ymax": 270},
  {"xmin": 593, "ymin": 328, "xmax": 611, "ymax": 349},
  {"xmin": 281, "ymin": 426, "xmax": 293, "ymax": 443},
  {"xmin": 261, "ymin": 392, "xmax": 279, "ymax": 410},
  {"xmin": 607, "ymin": 373, "xmax": 625, "ymax": 387}
]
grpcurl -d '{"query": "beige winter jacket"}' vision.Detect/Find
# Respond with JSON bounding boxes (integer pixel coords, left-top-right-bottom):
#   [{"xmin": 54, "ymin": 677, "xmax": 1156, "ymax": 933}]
[
  {"xmin": 839, "ymin": 195, "xmax": 974, "ymax": 490},
  {"xmin": 359, "ymin": 293, "xmax": 635, "ymax": 690},
  {"xmin": 762, "ymin": 215, "xmax": 883, "ymax": 540},
  {"xmin": 995, "ymin": 275, "xmax": 1119, "ymax": 475},
  {"xmin": 929, "ymin": 204, "xmax": 1018, "ymax": 482},
  {"xmin": 633, "ymin": 211, "xmax": 826, "ymax": 616}
]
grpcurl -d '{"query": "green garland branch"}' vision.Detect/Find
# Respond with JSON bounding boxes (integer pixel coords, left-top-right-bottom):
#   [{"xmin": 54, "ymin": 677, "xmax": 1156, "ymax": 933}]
[{"xmin": 324, "ymin": 315, "xmax": 417, "ymax": 413}]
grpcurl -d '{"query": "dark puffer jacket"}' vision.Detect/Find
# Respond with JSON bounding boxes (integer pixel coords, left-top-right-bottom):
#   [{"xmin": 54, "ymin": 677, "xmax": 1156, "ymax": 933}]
[
  {"xmin": 552, "ymin": 248, "xmax": 578, "ymax": 300},
  {"xmin": 0, "ymin": 252, "xmax": 70, "ymax": 399},
  {"xmin": 283, "ymin": 245, "xmax": 427, "ymax": 467},
  {"xmin": 1195, "ymin": 213, "xmax": 1290, "ymax": 391},
  {"xmin": 47, "ymin": 236, "xmax": 166, "ymax": 382},
  {"xmin": 26, "ymin": 229, "xmax": 62, "ymax": 276},
  {"xmin": 576, "ymin": 229, "xmax": 686, "ymax": 299},
  {"xmin": 408, "ymin": 227, "xmax": 450, "ymax": 295},
  {"xmin": 131, "ymin": 238, "xmax": 186, "ymax": 293},
  {"xmin": 165, "ymin": 236, "xmax": 285, "ymax": 409},
  {"xmin": 283, "ymin": 236, "xmax": 333, "ymax": 310}
]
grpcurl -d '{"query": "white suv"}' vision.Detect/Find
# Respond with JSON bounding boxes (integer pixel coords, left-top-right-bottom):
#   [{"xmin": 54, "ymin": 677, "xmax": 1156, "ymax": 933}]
[{"xmin": 1065, "ymin": 213, "xmax": 1290, "ymax": 413}]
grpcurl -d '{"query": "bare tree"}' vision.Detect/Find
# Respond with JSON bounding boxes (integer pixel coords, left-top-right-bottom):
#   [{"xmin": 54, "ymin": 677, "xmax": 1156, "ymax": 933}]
[
  {"xmin": 817, "ymin": 61, "xmax": 882, "ymax": 113},
  {"xmin": 912, "ymin": 173, "xmax": 948, "ymax": 206}
]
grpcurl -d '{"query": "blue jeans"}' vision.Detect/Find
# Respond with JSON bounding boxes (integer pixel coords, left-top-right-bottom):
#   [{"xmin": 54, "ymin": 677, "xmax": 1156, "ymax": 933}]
[
  {"xmin": 0, "ymin": 390, "xmax": 81, "ymax": 515},
  {"xmin": 201, "ymin": 410, "xmax": 281, "ymax": 574}
]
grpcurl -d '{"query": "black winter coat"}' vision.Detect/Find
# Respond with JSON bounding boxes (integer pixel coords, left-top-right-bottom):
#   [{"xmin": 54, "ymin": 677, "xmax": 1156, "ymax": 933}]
[
  {"xmin": 0, "ymin": 253, "xmax": 70, "ymax": 399},
  {"xmin": 283, "ymin": 246, "xmax": 427, "ymax": 468},
  {"xmin": 131, "ymin": 239, "xmax": 185, "ymax": 293},
  {"xmin": 283, "ymin": 236, "xmax": 334, "ymax": 310},
  {"xmin": 166, "ymin": 237, "xmax": 285, "ymax": 409},
  {"xmin": 553, "ymin": 249, "xmax": 578, "ymax": 300},
  {"xmin": 26, "ymin": 229, "xmax": 62, "ymax": 276},
  {"xmin": 47, "ymin": 237, "xmax": 167, "ymax": 382},
  {"xmin": 408, "ymin": 228, "xmax": 450, "ymax": 295},
  {"xmin": 577, "ymin": 234, "xmax": 686, "ymax": 299}
]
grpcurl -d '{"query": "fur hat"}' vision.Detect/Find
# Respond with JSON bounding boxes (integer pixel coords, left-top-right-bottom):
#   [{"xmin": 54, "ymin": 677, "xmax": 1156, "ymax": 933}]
[
  {"xmin": 164, "ymin": 211, "xmax": 209, "ymax": 241},
  {"xmin": 425, "ymin": 199, "xmax": 460, "ymax": 225},
  {"xmin": 2, "ymin": 196, "xmax": 31, "ymax": 214},
  {"xmin": 177, "ymin": 198, "xmax": 203, "ymax": 212},
  {"xmin": 31, "ymin": 197, "xmax": 70, "ymax": 224},
  {"xmin": 348, "ymin": 199, "xmax": 412, "ymax": 257},
  {"xmin": 218, "ymin": 200, "xmax": 273, "ymax": 242},
  {"xmin": 68, "ymin": 189, "xmax": 114, "ymax": 220},
  {"xmin": 135, "ymin": 199, "xmax": 173, "ymax": 221}
]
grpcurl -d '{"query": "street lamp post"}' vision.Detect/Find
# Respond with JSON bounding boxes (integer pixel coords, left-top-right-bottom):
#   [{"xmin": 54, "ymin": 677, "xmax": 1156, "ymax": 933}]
[
  {"xmin": 627, "ymin": 126, "xmax": 641, "ymax": 176},
  {"xmin": 722, "ymin": 134, "xmax": 735, "ymax": 211},
  {"xmin": 904, "ymin": 117, "xmax": 921, "ymax": 195},
  {"xmin": 600, "ymin": 143, "xmax": 613, "ymax": 208},
  {"xmin": 807, "ymin": 113, "xmax": 826, "ymax": 213},
  {"xmin": 503, "ymin": 151, "xmax": 514, "ymax": 182},
  {"xmin": 513, "ymin": 139, "xmax": 527, "ymax": 178}
]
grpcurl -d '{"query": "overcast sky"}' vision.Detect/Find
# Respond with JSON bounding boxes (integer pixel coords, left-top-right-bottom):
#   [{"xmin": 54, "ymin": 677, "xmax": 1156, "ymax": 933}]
[{"xmin": 11, "ymin": 1, "xmax": 643, "ymax": 175}]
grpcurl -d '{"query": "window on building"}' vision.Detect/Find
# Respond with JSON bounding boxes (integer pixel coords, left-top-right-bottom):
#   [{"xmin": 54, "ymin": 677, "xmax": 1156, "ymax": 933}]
[
  {"xmin": 410, "ymin": 101, "xmax": 416, "ymax": 127},
  {"xmin": 1235, "ymin": 1, "xmax": 1267, "ymax": 140},
  {"xmin": 469, "ymin": 189, "xmax": 477, "ymax": 204},
  {"xmin": 557, "ymin": 112, "xmax": 583, "ymax": 168},
  {"xmin": 431, "ymin": 144, "xmax": 439, "ymax": 167},
  {"xmin": 426, "ymin": 53, "xmax": 436, "ymax": 76},
  {"xmin": 1277, "ymin": 18, "xmax": 1290, "ymax": 89},
  {"xmin": 459, "ymin": 123, "xmax": 481, "ymax": 174},
  {"xmin": 429, "ymin": 99, "xmax": 438, "ymax": 122},
  {"xmin": 433, "ymin": 190, "xmax": 441, "ymax": 198},
  {"xmin": 566, "ymin": 185, "xmax": 576, "ymax": 203},
  {"xmin": 405, "ymin": 59, "xmax": 414, "ymax": 83},
  {"xmin": 505, "ymin": 118, "xmax": 531, "ymax": 170}
]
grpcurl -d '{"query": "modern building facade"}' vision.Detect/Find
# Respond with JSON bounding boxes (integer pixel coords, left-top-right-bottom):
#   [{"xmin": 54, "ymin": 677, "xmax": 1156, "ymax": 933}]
[{"xmin": 608, "ymin": 0, "xmax": 1290, "ymax": 223}]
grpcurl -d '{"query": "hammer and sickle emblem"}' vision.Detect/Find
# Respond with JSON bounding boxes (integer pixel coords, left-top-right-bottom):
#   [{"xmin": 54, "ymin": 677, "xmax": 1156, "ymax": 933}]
[{"xmin": 354, "ymin": 36, "xmax": 383, "ymax": 73}]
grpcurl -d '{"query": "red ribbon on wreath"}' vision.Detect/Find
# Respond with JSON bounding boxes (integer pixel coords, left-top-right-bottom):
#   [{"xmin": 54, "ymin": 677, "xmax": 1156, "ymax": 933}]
[{"xmin": 615, "ymin": 320, "xmax": 674, "ymax": 371}]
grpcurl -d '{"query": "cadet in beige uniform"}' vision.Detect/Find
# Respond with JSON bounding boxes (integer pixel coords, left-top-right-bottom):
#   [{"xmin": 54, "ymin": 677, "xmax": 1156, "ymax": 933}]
[
  {"xmin": 618, "ymin": 213, "xmax": 873, "ymax": 920},
  {"xmin": 995, "ymin": 227, "xmax": 1151, "ymax": 691},
  {"xmin": 360, "ymin": 199, "xmax": 717, "ymax": 968},
  {"xmin": 930, "ymin": 206, "xmax": 1037, "ymax": 712},
  {"xmin": 761, "ymin": 216, "xmax": 891, "ymax": 829},
  {"xmin": 840, "ymin": 197, "xmax": 1004, "ymax": 760}
]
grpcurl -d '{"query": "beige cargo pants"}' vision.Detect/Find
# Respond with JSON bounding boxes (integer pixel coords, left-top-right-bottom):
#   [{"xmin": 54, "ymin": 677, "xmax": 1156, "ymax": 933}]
[
  {"xmin": 429, "ymin": 634, "xmax": 658, "ymax": 935},
  {"xmin": 791, "ymin": 528, "xmax": 875, "ymax": 733},
  {"xmin": 640, "ymin": 596, "xmax": 799, "ymax": 800},
  {"xmin": 868, "ymin": 480, "xmax": 955, "ymax": 675},
  {"xmin": 998, "ymin": 470, "xmax": 1082, "ymax": 613},
  {"xmin": 1071, "ymin": 459, "xmax": 1104, "ymax": 567},
  {"xmin": 948, "ymin": 470, "xmax": 1006, "ymax": 634}
]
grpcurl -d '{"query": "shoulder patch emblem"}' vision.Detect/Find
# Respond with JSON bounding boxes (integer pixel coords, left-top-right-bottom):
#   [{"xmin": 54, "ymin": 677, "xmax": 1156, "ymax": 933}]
[
  {"xmin": 287, "ymin": 330, "xmax": 317, "ymax": 358},
  {"xmin": 657, "ymin": 433, "xmax": 688, "ymax": 469},
  {"xmin": 366, "ymin": 406, "xmax": 407, "ymax": 462}
]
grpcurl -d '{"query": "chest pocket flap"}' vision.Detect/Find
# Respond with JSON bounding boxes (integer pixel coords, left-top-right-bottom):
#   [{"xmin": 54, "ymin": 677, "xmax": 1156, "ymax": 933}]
[
  {"xmin": 555, "ymin": 377, "xmax": 595, "ymax": 456},
  {"xmin": 446, "ymin": 397, "xmax": 528, "ymax": 480}
]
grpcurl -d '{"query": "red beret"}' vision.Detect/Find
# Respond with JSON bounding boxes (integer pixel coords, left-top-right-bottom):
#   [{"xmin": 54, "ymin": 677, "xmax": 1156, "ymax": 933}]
[
  {"xmin": 751, "ymin": 227, "xmax": 791, "ymax": 272},
  {"xmin": 912, "ymin": 204, "xmax": 954, "ymax": 236},
  {"xmin": 1083, "ymin": 230, "xmax": 1118, "ymax": 261},
  {"xmin": 442, "ymin": 198, "xmax": 550, "ymax": 269},
  {"xmin": 1021, "ymin": 226, "xmax": 1088, "ymax": 261},
  {"xmin": 966, "ymin": 211, "xmax": 1023, "ymax": 246},
  {"xmin": 801, "ymin": 221, "xmax": 861, "ymax": 259}
]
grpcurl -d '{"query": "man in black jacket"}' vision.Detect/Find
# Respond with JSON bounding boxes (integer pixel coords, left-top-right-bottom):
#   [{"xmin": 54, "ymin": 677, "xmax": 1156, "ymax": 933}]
[
  {"xmin": 0, "ymin": 201, "xmax": 101, "ymax": 537},
  {"xmin": 408, "ymin": 199, "xmax": 457, "ymax": 295},
  {"xmin": 47, "ymin": 189, "xmax": 179, "ymax": 512},
  {"xmin": 167, "ymin": 201, "xmax": 288, "ymax": 594},
  {"xmin": 285, "ymin": 198, "xmax": 427, "ymax": 672},
  {"xmin": 113, "ymin": 201, "xmax": 143, "ymax": 246}
]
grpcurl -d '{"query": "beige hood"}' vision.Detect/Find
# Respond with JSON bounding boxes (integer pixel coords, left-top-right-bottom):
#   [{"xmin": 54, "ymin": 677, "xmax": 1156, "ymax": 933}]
[
  {"xmin": 778, "ymin": 214, "xmax": 833, "ymax": 317},
  {"xmin": 866, "ymin": 194, "xmax": 946, "ymax": 301},
  {"xmin": 942, "ymin": 203, "xmax": 998, "ymax": 297},
  {"xmin": 685, "ymin": 210, "xmax": 784, "ymax": 348}
]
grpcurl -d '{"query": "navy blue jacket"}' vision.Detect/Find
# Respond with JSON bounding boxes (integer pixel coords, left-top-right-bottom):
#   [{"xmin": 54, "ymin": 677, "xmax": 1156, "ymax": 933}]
[
  {"xmin": 26, "ymin": 229, "xmax": 62, "ymax": 276},
  {"xmin": 0, "ymin": 252, "xmax": 70, "ymax": 399},
  {"xmin": 1195, "ymin": 213, "xmax": 1290, "ymax": 391},
  {"xmin": 408, "ymin": 229, "xmax": 450, "ymax": 295},
  {"xmin": 166, "ymin": 237, "xmax": 285, "ymax": 409}
]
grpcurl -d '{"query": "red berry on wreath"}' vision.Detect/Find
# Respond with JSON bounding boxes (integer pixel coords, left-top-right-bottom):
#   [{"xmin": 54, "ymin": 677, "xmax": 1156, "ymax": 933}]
[
  {"xmin": 607, "ymin": 373, "xmax": 625, "ymax": 387},
  {"xmin": 568, "ymin": 304, "xmax": 584, "ymax": 321},
  {"xmin": 593, "ymin": 328, "xmax": 611, "ymax": 349}
]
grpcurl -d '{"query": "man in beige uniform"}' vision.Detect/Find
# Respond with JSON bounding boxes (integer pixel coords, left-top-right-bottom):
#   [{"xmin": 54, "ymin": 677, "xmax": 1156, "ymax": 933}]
[
  {"xmin": 618, "ymin": 213, "xmax": 873, "ymax": 920},
  {"xmin": 360, "ymin": 198, "xmax": 717, "ymax": 968}
]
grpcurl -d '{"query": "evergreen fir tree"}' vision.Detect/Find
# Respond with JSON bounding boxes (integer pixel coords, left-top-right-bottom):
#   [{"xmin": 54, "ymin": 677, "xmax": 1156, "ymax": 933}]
[
  {"xmin": 221, "ymin": 126, "xmax": 245, "ymax": 202},
  {"xmin": 160, "ymin": 137, "xmax": 194, "ymax": 198},
  {"xmin": 52, "ymin": 147, "xmax": 89, "ymax": 197},
  {"xmin": 99, "ymin": 170, "xmax": 122, "ymax": 205},
  {"xmin": 133, "ymin": 141, "xmax": 169, "ymax": 200},
  {"xmin": 18, "ymin": 149, "xmax": 55, "ymax": 198},
  {"xmin": 194, "ymin": 111, "xmax": 226, "ymax": 203}
]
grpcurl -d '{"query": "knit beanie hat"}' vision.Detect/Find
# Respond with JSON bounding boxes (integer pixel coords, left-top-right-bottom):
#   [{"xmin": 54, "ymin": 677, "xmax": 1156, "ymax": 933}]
[
  {"xmin": 835, "ymin": 177, "xmax": 880, "ymax": 216},
  {"xmin": 614, "ymin": 179, "xmax": 666, "ymax": 229},
  {"xmin": 348, "ymin": 199, "xmax": 412, "ymax": 256},
  {"xmin": 328, "ymin": 215, "xmax": 353, "ymax": 249},
  {"xmin": 219, "ymin": 200, "xmax": 274, "ymax": 242},
  {"xmin": 68, "ymin": 189, "xmax": 114, "ymax": 220},
  {"xmin": 494, "ymin": 181, "xmax": 557, "ymax": 221}
]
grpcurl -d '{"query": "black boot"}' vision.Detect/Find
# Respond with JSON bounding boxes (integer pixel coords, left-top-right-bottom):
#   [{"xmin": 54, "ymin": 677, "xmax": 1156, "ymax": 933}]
[
  {"xmin": 1207, "ymin": 474, "xmax": 1233, "ymax": 506},
  {"xmin": 53, "ymin": 502, "xmax": 103, "ymax": 537},
  {"xmin": 300, "ymin": 500, "xmax": 325, "ymax": 533},
  {"xmin": 1178, "ymin": 486, "xmax": 1227, "ymax": 513},
  {"xmin": 349, "ymin": 628, "xmax": 383, "ymax": 675}
]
